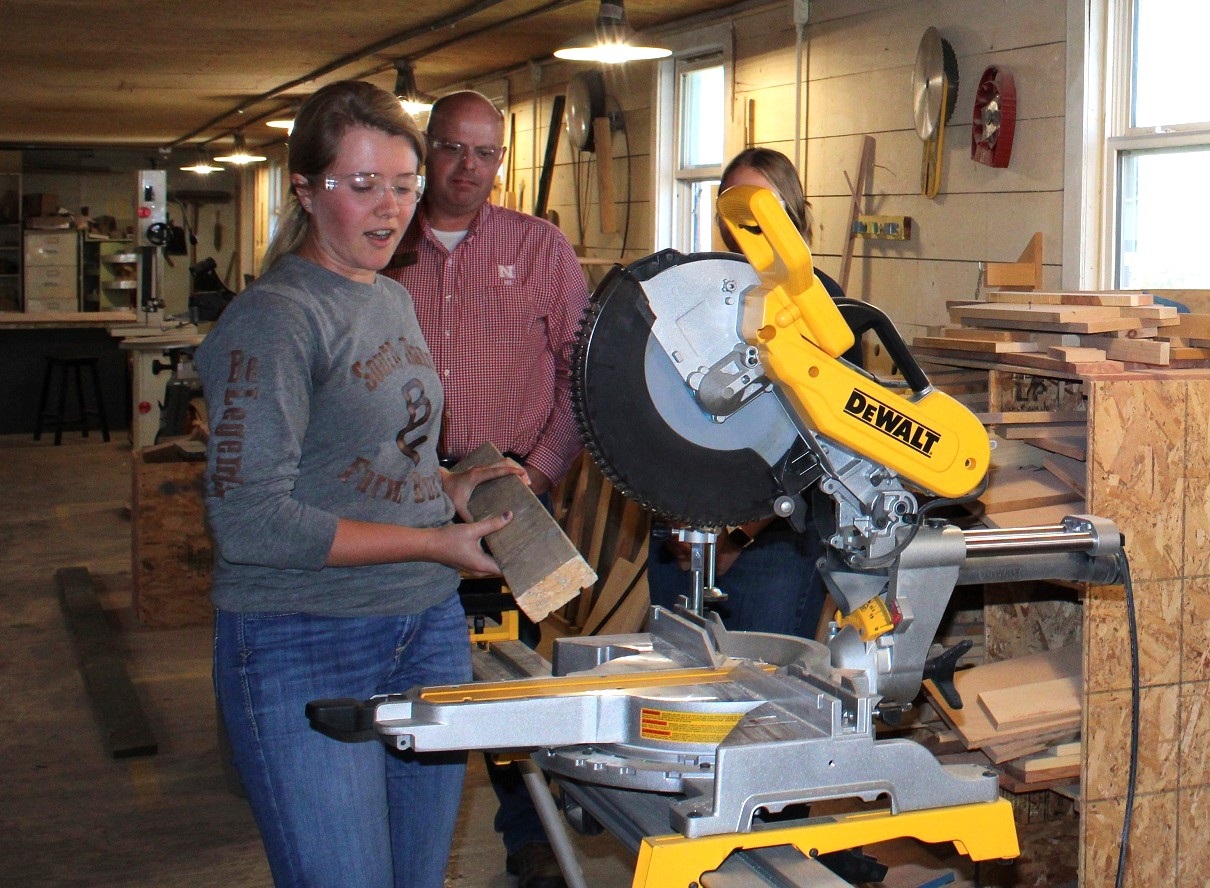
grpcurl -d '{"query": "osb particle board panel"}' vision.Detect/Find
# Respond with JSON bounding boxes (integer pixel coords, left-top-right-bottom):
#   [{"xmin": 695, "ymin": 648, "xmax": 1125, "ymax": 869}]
[
  {"xmin": 1086, "ymin": 377, "xmax": 1186, "ymax": 581},
  {"xmin": 131, "ymin": 456, "xmax": 214, "ymax": 629}
]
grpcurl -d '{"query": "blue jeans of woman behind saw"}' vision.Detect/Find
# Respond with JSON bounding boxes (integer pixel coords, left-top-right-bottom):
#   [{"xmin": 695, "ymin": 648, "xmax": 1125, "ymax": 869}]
[
  {"xmin": 214, "ymin": 595, "xmax": 472, "ymax": 888},
  {"xmin": 647, "ymin": 520, "xmax": 827, "ymax": 639}
]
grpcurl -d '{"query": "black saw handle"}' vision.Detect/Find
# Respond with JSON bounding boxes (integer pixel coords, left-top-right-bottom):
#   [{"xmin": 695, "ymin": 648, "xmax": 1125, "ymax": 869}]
[{"xmin": 834, "ymin": 298, "xmax": 931, "ymax": 394}]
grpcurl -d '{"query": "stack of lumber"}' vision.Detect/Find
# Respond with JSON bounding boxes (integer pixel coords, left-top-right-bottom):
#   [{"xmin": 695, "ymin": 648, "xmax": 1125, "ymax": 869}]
[
  {"xmin": 537, "ymin": 454, "xmax": 652, "ymax": 658},
  {"xmin": 924, "ymin": 644, "xmax": 1082, "ymax": 788},
  {"xmin": 914, "ymin": 290, "xmax": 1210, "ymax": 374}
]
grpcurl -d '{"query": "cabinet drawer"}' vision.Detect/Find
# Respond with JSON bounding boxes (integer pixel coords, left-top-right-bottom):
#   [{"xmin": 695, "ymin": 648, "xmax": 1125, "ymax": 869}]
[
  {"xmin": 25, "ymin": 232, "xmax": 78, "ymax": 266},
  {"xmin": 25, "ymin": 265, "xmax": 77, "ymax": 303}
]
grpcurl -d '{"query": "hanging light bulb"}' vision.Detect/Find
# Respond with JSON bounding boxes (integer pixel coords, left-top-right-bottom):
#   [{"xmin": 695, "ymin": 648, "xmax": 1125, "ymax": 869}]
[
  {"xmin": 180, "ymin": 146, "xmax": 223, "ymax": 175},
  {"xmin": 213, "ymin": 134, "xmax": 267, "ymax": 165},
  {"xmin": 554, "ymin": 0, "xmax": 671, "ymax": 64},
  {"xmin": 394, "ymin": 59, "xmax": 435, "ymax": 116}
]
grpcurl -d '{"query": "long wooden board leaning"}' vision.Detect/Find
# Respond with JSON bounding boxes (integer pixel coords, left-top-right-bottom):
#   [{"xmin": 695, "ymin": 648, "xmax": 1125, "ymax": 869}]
[{"xmin": 453, "ymin": 443, "xmax": 597, "ymax": 622}]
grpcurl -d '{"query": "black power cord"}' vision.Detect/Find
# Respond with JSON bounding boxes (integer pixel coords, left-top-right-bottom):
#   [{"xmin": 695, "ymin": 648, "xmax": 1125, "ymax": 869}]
[{"xmin": 1115, "ymin": 550, "xmax": 1138, "ymax": 888}]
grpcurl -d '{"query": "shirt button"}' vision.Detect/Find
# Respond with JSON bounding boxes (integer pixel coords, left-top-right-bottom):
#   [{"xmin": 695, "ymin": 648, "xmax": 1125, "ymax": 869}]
[
  {"xmin": 444, "ymin": 330, "xmax": 450, "ymax": 338},
  {"xmin": 444, "ymin": 294, "xmax": 452, "ymax": 300},
  {"xmin": 443, "ymin": 369, "xmax": 450, "ymax": 377}
]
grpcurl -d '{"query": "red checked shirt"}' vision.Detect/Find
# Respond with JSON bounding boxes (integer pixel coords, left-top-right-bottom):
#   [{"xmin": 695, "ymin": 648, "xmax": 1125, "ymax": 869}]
[{"xmin": 384, "ymin": 202, "xmax": 590, "ymax": 486}]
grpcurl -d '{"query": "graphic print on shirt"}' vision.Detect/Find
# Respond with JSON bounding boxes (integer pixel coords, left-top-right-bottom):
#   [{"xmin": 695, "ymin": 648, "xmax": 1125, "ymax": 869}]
[
  {"xmin": 339, "ymin": 337, "xmax": 443, "ymax": 505},
  {"xmin": 209, "ymin": 349, "xmax": 258, "ymax": 498},
  {"xmin": 395, "ymin": 377, "xmax": 430, "ymax": 464},
  {"xmin": 351, "ymin": 335, "xmax": 435, "ymax": 391}
]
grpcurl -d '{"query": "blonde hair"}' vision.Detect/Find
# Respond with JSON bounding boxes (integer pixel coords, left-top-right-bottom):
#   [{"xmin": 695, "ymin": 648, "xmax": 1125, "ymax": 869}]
[{"xmin": 260, "ymin": 80, "xmax": 426, "ymax": 272}]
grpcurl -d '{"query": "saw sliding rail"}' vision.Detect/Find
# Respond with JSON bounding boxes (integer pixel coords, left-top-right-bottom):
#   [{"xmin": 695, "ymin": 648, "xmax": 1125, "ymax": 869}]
[{"xmin": 309, "ymin": 515, "xmax": 1125, "ymax": 888}]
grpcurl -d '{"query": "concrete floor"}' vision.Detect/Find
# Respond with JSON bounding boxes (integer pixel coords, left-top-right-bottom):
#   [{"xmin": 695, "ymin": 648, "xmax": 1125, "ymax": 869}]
[{"xmin": 0, "ymin": 434, "xmax": 1075, "ymax": 887}]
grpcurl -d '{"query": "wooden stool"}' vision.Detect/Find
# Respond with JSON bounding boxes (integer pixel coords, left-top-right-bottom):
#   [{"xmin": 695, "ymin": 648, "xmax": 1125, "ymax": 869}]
[{"xmin": 33, "ymin": 355, "xmax": 111, "ymax": 445}]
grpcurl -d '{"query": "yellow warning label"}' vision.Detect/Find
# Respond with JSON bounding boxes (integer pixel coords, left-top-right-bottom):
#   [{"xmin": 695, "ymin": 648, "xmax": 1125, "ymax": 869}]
[{"xmin": 639, "ymin": 707, "xmax": 745, "ymax": 744}]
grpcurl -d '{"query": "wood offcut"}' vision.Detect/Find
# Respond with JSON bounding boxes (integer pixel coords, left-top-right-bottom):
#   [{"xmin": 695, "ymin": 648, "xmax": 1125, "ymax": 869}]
[
  {"xmin": 454, "ymin": 443, "xmax": 596, "ymax": 622},
  {"xmin": 56, "ymin": 566, "xmax": 158, "ymax": 758}
]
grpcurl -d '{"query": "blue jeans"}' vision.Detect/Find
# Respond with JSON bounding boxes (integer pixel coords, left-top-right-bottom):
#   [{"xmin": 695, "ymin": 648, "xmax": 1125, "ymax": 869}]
[
  {"xmin": 214, "ymin": 595, "xmax": 472, "ymax": 888},
  {"xmin": 647, "ymin": 521, "xmax": 826, "ymax": 639}
]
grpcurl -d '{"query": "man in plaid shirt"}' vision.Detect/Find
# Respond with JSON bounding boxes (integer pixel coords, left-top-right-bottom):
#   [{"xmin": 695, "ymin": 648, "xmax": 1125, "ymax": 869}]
[{"xmin": 385, "ymin": 90, "xmax": 589, "ymax": 888}]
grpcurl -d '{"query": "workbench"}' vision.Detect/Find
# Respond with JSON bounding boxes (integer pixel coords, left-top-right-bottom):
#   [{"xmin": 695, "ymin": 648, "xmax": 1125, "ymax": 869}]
[{"xmin": 0, "ymin": 310, "xmax": 135, "ymax": 435}]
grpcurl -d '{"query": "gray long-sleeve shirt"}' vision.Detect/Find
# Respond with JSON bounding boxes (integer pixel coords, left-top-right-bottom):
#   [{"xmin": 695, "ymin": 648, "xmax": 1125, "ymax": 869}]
[{"xmin": 195, "ymin": 254, "xmax": 457, "ymax": 616}]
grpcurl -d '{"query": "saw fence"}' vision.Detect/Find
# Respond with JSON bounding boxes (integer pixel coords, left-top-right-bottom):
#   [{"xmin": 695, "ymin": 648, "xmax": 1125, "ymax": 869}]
[{"xmin": 538, "ymin": 453, "xmax": 652, "ymax": 657}]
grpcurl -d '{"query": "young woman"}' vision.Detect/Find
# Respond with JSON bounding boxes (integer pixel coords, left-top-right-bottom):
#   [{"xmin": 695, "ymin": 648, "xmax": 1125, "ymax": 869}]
[{"xmin": 196, "ymin": 80, "xmax": 523, "ymax": 888}]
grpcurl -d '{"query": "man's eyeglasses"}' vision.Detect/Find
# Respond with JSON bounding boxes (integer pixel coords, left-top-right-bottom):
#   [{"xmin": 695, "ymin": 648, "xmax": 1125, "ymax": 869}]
[
  {"xmin": 319, "ymin": 172, "xmax": 426, "ymax": 205},
  {"xmin": 427, "ymin": 137, "xmax": 505, "ymax": 165}
]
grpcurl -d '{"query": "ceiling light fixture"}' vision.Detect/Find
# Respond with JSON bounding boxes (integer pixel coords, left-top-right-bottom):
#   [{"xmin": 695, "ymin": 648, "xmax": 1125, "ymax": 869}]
[
  {"xmin": 554, "ymin": 0, "xmax": 671, "ymax": 64},
  {"xmin": 180, "ymin": 147, "xmax": 224, "ymax": 175},
  {"xmin": 266, "ymin": 118, "xmax": 294, "ymax": 132},
  {"xmin": 394, "ymin": 59, "xmax": 435, "ymax": 117},
  {"xmin": 213, "ymin": 134, "xmax": 267, "ymax": 165}
]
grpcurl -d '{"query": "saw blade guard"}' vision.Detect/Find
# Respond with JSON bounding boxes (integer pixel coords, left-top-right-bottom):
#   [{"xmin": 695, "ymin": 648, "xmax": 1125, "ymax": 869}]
[{"xmin": 717, "ymin": 185, "xmax": 991, "ymax": 500}]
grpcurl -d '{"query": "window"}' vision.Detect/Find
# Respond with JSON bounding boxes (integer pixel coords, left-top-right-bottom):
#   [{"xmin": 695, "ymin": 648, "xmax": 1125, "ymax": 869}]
[
  {"xmin": 652, "ymin": 24, "xmax": 736, "ymax": 252},
  {"xmin": 674, "ymin": 60, "xmax": 725, "ymax": 252},
  {"xmin": 1091, "ymin": 0, "xmax": 1210, "ymax": 287}
]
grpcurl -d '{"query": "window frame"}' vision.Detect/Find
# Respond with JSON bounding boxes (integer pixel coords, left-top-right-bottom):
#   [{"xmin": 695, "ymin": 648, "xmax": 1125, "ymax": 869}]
[
  {"xmin": 652, "ymin": 23, "xmax": 737, "ymax": 252},
  {"xmin": 1079, "ymin": 0, "xmax": 1210, "ymax": 288}
]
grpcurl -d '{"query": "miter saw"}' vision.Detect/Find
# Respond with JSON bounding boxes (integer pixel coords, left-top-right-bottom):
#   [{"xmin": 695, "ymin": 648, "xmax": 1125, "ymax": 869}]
[{"xmin": 309, "ymin": 186, "xmax": 1128, "ymax": 887}]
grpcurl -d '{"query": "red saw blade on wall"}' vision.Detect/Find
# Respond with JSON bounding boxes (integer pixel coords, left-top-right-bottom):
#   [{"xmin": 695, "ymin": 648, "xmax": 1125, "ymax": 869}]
[{"xmin": 971, "ymin": 66, "xmax": 1016, "ymax": 168}]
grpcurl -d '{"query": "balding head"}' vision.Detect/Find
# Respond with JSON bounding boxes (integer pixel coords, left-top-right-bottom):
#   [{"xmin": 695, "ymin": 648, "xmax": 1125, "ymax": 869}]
[{"xmin": 428, "ymin": 91, "xmax": 504, "ymax": 135}]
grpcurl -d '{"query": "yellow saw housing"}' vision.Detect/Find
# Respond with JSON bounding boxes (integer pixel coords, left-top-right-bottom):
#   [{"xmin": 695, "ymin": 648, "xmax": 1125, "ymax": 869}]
[{"xmin": 716, "ymin": 185, "xmax": 989, "ymax": 499}]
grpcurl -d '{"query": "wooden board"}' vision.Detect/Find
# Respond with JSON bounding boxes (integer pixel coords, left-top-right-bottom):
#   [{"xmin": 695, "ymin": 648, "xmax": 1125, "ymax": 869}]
[
  {"xmin": 924, "ymin": 644, "xmax": 1081, "ymax": 750},
  {"xmin": 981, "ymin": 465, "xmax": 1082, "ymax": 513},
  {"xmin": 987, "ymin": 290, "xmax": 1152, "ymax": 307},
  {"xmin": 950, "ymin": 313, "xmax": 1142, "ymax": 335},
  {"xmin": 977, "ymin": 676, "xmax": 1081, "ymax": 730},
  {"xmin": 1043, "ymin": 452, "xmax": 1087, "ymax": 495},
  {"xmin": 1019, "ymin": 434, "xmax": 1087, "ymax": 460},
  {"xmin": 57, "ymin": 567, "xmax": 158, "ymax": 758},
  {"xmin": 1047, "ymin": 345, "xmax": 1106, "ymax": 363},
  {"xmin": 951, "ymin": 303, "xmax": 1129, "ymax": 323},
  {"xmin": 941, "ymin": 326, "xmax": 1033, "ymax": 342},
  {"xmin": 1173, "ymin": 313, "xmax": 1210, "ymax": 340},
  {"xmin": 976, "ymin": 410, "xmax": 1086, "ymax": 425},
  {"xmin": 993, "ymin": 421, "xmax": 1087, "ymax": 440},
  {"xmin": 455, "ymin": 443, "xmax": 596, "ymax": 623},
  {"xmin": 1080, "ymin": 335, "xmax": 1170, "ymax": 365},
  {"xmin": 914, "ymin": 336, "xmax": 1038, "ymax": 354}
]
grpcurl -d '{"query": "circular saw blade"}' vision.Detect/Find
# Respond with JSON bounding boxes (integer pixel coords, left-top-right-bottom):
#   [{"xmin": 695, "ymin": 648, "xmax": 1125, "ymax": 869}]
[{"xmin": 573, "ymin": 250, "xmax": 799, "ymax": 527}]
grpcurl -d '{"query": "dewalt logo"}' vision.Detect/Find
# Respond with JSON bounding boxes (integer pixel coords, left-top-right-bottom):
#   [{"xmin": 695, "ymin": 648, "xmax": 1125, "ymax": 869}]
[{"xmin": 844, "ymin": 390, "xmax": 941, "ymax": 456}]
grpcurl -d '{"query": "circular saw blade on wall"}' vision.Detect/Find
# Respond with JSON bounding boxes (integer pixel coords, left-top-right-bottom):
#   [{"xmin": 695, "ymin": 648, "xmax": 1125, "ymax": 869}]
[
  {"xmin": 565, "ymin": 70, "xmax": 606, "ymax": 152},
  {"xmin": 971, "ymin": 66, "xmax": 1017, "ymax": 168},
  {"xmin": 912, "ymin": 27, "xmax": 959, "ymax": 198}
]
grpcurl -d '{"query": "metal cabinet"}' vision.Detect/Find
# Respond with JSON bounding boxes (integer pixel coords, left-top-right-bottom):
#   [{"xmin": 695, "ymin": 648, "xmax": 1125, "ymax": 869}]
[{"xmin": 24, "ymin": 230, "xmax": 79, "ymax": 312}]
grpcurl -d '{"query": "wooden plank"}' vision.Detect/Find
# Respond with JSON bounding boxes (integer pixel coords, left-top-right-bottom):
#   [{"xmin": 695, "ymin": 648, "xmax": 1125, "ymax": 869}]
[
  {"xmin": 951, "ymin": 302, "xmax": 1127, "ymax": 324},
  {"xmin": 1080, "ymin": 335, "xmax": 1170, "ymax": 366},
  {"xmin": 913, "ymin": 336, "xmax": 1039, "ymax": 354},
  {"xmin": 940, "ymin": 326, "xmax": 1033, "ymax": 342},
  {"xmin": 1173, "ymin": 313, "xmax": 1210, "ymax": 340},
  {"xmin": 976, "ymin": 410, "xmax": 1086, "ymax": 425},
  {"xmin": 455, "ymin": 443, "xmax": 597, "ymax": 623},
  {"xmin": 950, "ymin": 313, "xmax": 1142, "ymax": 335},
  {"xmin": 1019, "ymin": 435, "xmax": 1087, "ymax": 461},
  {"xmin": 1169, "ymin": 346, "xmax": 1210, "ymax": 361},
  {"xmin": 582, "ymin": 546, "xmax": 648, "ymax": 636},
  {"xmin": 989, "ymin": 350, "xmax": 1126, "ymax": 375},
  {"xmin": 593, "ymin": 117, "xmax": 617, "ymax": 235},
  {"xmin": 1043, "ymin": 452, "xmax": 1087, "ymax": 495},
  {"xmin": 923, "ymin": 644, "xmax": 1081, "ymax": 749},
  {"xmin": 56, "ymin": 567, "xmax": 158, "ymax": 758},
  {"xmin": 1047, "ymin": 345, "xmax": 1106, "ymax": 363},
  {"xmin": 980, "ymin": 501, "xmax": 1086, "ymax": 529},
  {"xmin": 994, "ymin": 422, "xmax": 1087, "ymax": 440},
  {"xmin": 594, "ymin": 571, "xmax": 650, "ymax": 635},
  {"xmin": 981, "ymin": 465, "xmax": 1082, "ymax": 512},
  {"xmin": 977, "ymin": 676, "xmax": 1080, "ymax": 731},
  {"xmin": 987, "ymin": 289, "xmax": 1153, "ymax": 307},
  {"xmin": 1121, "ymin": 304, "xmax": 1179, "ymax": 323}
]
